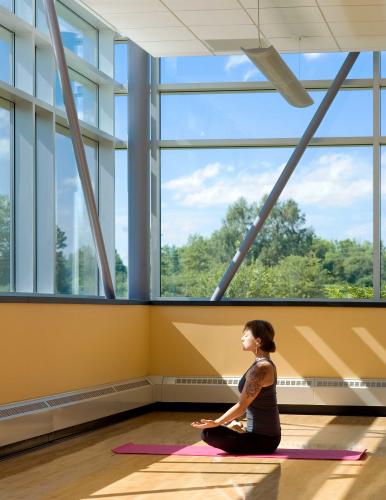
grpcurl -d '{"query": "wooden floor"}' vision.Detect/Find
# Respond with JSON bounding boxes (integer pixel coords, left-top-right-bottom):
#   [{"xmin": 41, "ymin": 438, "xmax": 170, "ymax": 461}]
[{"xmin": 0, "ymin": 411, "xmax": 385, "ymax": 499}]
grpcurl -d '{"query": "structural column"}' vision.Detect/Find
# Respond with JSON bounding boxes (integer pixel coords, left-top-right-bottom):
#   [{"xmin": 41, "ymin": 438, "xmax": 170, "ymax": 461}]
[{"xmin": 127, "ymin": 41, "xmax": 150, "ymax": 300}]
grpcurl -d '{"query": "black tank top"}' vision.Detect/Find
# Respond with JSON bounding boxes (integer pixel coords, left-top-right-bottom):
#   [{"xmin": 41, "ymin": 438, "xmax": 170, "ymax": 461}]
[{"xmin": 238, "ymin": 358, "xmax": 281, "ymax": 436}]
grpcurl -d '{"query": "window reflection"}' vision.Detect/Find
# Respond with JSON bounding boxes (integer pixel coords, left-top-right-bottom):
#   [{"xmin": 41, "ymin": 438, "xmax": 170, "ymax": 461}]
[
  {"xmin": 55, "ymin": 126, "xmax": 98, "ymax": 295},
  {"xmin": 0, "ymin": 26, "xmax": 13, "ymax": 84},
  {"xmin": 0, "ymin": 99, "xmax": 12, "ymax": 292},
  {"xmin": 36, "ymin": 0, "xmax": 97, "ymax": 66},
  {"xmin": 115, "ymin": 150, "xmax": 128, "ymax": 297},
  {"xmin": 55, "ymin": 68, "xmax": 98, "ymax": 126}
]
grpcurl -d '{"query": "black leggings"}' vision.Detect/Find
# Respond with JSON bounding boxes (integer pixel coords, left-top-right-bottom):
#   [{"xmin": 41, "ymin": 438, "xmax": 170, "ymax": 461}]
[{"xmin": 201, "ymin": 426, "xmax": 281, "ymax": 455}]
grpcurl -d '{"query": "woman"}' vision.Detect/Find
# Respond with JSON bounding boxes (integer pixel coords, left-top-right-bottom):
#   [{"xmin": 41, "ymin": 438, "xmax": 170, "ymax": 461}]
[{"xmin": 191, "ymin": 320, "xmax": 281, "ymax": 454}]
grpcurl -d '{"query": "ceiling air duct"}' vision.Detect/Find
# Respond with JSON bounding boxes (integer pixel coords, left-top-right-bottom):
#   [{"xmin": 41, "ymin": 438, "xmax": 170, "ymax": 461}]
[{"xmin": 241, "ymin": 46, "xmax": 314, "ymax": 108}]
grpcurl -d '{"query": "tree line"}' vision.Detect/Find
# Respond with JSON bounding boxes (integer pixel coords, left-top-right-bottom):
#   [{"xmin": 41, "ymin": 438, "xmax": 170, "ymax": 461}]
[
  {"xmin": 161, "ymin": 196, "xmax": 381, "ymax": 299},
  {"xmin": 0, "ymin": 194, "xmax": 128, "ymax": 296},
  {"xmin": 1, "ymin": 193, "xmax": 384, "ymax": 298}
]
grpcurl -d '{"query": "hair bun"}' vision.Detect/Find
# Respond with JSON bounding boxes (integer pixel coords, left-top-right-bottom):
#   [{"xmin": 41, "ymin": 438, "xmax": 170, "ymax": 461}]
[{"xmin": 266, "ymin": 339, "xmax": 276, "ymax": 353}]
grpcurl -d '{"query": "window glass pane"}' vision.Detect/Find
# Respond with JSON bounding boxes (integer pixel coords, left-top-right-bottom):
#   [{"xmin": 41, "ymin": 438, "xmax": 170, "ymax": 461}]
[
  {"xmin": 161, "ymin": 90, "xmax": 372, "ymax": 140},
  {"xmin": 381, "ymin": 146, "xmax": 386, "ymax": 298},
  {"xmin": 55, "ymin": 69, "xmax": 98, "ymax": 126},
  {"xmin": 115, "ymin": 150, "xmax": 128, "ymax": 297},
  {"xmin": 55, "ymin": 127, "xmax": 98, "ymax": 295},
  {"xmin": 114, "ymin": 42, "xmax": 128, "ymax": 85},
  {"xmin": 115, "ymin": 95, "xmax": 127, "ymax": 139},
  {"xmin": 0, "ymin": 98, "xmax": 12, "ymax": 292},
  {"xmin": 380, "ymin": 89, "xmax": 386, "ymax": 136},
  {"xmin": 161, "ymin": 52, "xmax": 372, "ymax": 84},
  {"xmin": 0, "ymin": 0, "xmax": 12, "ymax": 10},
  {"xmin": 36, "ymin": 0, "xmax": 97, "ymax": 65},
  {"xmin": 380, "ymin": 52, "xmax": 386, "ymax": 78},
  {"xmin": 0, "ymin": 26, "xmax": 13, "ymax": 84},
  {"xmin": 161, "ymin": 147, "xmax": 373, "ymax": 299}
]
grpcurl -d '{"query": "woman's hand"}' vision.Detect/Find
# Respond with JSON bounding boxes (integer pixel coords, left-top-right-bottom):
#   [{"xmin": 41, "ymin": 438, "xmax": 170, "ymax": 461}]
[{"xmin": 191, "ymin": 419, "xmax": 220, "ymax": 429}]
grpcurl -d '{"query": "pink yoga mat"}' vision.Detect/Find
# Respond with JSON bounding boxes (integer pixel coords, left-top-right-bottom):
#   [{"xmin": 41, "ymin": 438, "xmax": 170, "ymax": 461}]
[{"xmin": 112, "ymin": 443, "xmax": 366, "ymax": 461}]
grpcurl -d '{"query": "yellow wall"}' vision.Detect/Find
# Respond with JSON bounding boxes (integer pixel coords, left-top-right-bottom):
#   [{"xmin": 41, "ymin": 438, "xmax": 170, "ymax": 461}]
[
  {"xmin": 2, "ymin": 303, "xmax": 385, "ymax": 406},
  {"xmin": 149, "ymin": 306, "xmax": 386, "ymax": 380},
  {"xmin": 0, "ymin": 303, "xmax": 149, "ymax": 405}
]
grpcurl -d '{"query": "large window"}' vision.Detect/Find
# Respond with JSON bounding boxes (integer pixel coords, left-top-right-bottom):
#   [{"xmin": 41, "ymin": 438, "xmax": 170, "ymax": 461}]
[
  {"xmin": 159, "ymin": 52, "xmax": 379, "ymax": 300},
  {"xmin": 381, "ymin": 146, "xmax": 386, "ymax": 298},
  {"xmin": 55, "ymin": 126, "xmax": 98, "ymax": 295},
  {"xmin": 115, "ymin": 149, "xmax": 128, "ymax": 297},
  {"xmin": 161, "ymin": 90, "xmax": 372, "ymax": 140},
  {"xmin": 0, "ymin": 26, "xmax": 13, "ymax": 84},
  {"xmin": 0, "ymin": 0, "xmax": 12, "ymax": 11},
  {"xmin": 113, "ymin": 40, "xmax": 129, "ymax": 297},
  {"xmin": 0, "ymin": 98, "xmax": 12, "ymax": 292},
  {"xmin": 114, "ymin": 94, "xmax": 128, "ymax": 140},
  {"xmin": 36, "ymin": 0, "xmax": 97, "ymax": 66},
  {"xmin": 55, "ymin": 68, "xmax": 98, "ymax": 126},
  {"xmin": 114, "ymin": 42, "xmax": 128, "ymax": 85},
  {"xmin": 161, "ymin": 52, "xmax": 372, "ymax": 84},
  {"xmin": 161, "ymin": 147, "xmax": 373, "ymax": 299}
]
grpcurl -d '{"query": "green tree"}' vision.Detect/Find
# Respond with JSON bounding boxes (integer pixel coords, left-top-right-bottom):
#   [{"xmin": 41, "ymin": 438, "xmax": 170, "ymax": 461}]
[
  {"xmin": 55, "ymin": 225, "xmax": 71, "ymax": 294},
  {"xmin": 0, "ymin": 194, "xmax": 11, "ymax": 291},
  {"xmin": 115, "ymin": 249, "xmax": 128, "ymax": 297}
]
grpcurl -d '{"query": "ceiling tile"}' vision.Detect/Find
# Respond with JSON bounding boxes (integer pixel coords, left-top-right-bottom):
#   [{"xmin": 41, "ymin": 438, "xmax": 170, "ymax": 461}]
[
  {"xmin": 248, "ymin": 6, "xmax": 325, "ymax": 24},
  {"xmin": 106, "ymin": 12, "xmax": 182, "ymax": 28},
  {"xmin": 269, "ymin": 35, "xmax": 339, "ymax": 52},
  {"xmin": 329, "ymin": 21, "xmax": 386, "ymax": 36},
  {"xmin": 240, "ymin": 0, "xmax": 317, "ymax": 6},
  {"xmin": 262, "ymin": 22, "xmax": 330, "ymax": 37},
  {"xmin": 176, "ymin": 9, "xmax": 252, "ymax": 25},
  {"xmin": 317, "ymin": 0, "xmax": 386, "ymax": 5},
  {"xmin": 123, "ymin": 27, "xmax": 196, "ymax": 42},
  {"xmin": 135, "ymin": 39, "xmax": 210, "ymax": 56},
  {"xmin": 336, "ymin": 35, "xmax": 386, "ymax": 50},
  {"xmin": 190, "ymin": 24, "xmax": 259, "ymax": 39},
  {"xmin": 163, "ymin": 0, "xmax": 240, "ymax": 9},
  {"xmin": 320, "ymin": 5, "xmax": 386, "ymax": 22},
  {"xmin": 86, "ymin": 0, "xmax": 167, "ymax": 12}
]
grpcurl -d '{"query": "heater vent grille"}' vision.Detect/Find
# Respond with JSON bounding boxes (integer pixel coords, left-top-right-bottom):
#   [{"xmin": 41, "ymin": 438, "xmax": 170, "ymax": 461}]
[
  {"xmin": 0, "ymin": 378, "xmax": 150, "ymax": 420},
  {"xmin": 46, "ymin": 388, "xmax": 115, "ymax": 407},
  {"xmin": 173, "ymin": 377, "xmax": 386, "ymax": 389},
  {"xmin": 114, "ymin": 380, "xmax": 150, "ymax": 392},
  {"xmin": 316, "ymin": 380, "xmax": 386, "ymax": 389},
  {"xmin": 175, "ymin": 378, "xmax": 239, "ymax": 386},
  {"xmin": 0, "ymin": 402, "xmax": 49, "ymax": 418},
  {"xmin": 277, "ymin": 379, "xmax": 313, "ymax": 387}
]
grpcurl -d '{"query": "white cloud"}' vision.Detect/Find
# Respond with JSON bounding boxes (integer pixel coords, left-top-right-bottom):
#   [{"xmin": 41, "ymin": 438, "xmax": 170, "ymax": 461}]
[
  {"xmin": 0, "ymin": 139, "xmax": 10, "ymax": 161},
  {"xmin": 161, "ymin": 210, "xmax": 215, "ymax": 246},
  {"xmin": 345, "ymin": 222, "xmax": 371, "ymax": 241},
  {"xmin": 162, "ymin": 153, "xmax": 372, "ymax": 209},
  {"xmin": 163, "ymin": 162, "xmax": 222, "ymax": 193},
  {"xmin": 303, "ymin": 53, "xmax": 324, "ymax": 60},
  {"xmin": 243, "ymin": 68, "xmax": 259, "ymax": 82},
  {"xmin": 225, "ymin": 55, "xmax": 249, "ymax": 72},
  {"xmin": 285, "ymin": 153, "xmax": 372, "ymax": 207}
]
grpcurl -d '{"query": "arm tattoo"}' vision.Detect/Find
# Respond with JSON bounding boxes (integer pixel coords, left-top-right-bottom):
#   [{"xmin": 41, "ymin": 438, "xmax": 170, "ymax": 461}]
[{"xmin": 245, "ymin": 366, "xmax": 268, "ymax": 398}]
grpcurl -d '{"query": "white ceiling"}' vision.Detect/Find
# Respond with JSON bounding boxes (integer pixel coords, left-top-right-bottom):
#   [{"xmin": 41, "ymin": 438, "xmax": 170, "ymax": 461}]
[{"xmin": 82, "ymin": 0, "xmax": 386, "ymax": 56}]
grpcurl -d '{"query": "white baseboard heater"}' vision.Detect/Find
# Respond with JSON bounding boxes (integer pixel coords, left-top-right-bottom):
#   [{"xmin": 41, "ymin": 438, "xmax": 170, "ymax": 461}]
[{"xmin": 1, "ymin": 376, "xmax": 385, "ymax": 447}]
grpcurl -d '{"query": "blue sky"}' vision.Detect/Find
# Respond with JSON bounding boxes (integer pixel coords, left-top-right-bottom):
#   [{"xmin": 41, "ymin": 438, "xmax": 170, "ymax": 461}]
[
  {"xmin": 159, "ymin": 51, "xmax": 379, "ymax": 248},
  {"xmin": 161, "ymin": 146, "xmax": 374, "ymax": 247},
  {"xmin": 0, "ymin": 102, "xmax": 11, "ymax": 201}
]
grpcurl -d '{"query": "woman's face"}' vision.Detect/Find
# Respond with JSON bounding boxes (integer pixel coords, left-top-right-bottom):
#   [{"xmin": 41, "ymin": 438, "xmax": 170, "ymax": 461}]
[{"xmin": 241, "ymin": 328, "xmax": 258, "ymax": 352}]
